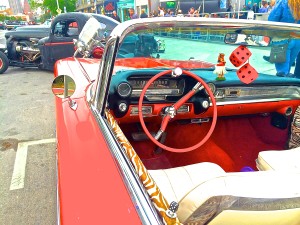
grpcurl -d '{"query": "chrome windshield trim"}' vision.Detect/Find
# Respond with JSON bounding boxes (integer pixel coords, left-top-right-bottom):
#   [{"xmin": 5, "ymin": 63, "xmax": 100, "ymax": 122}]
[
  {"xmin": 92, "ymin": 36, "xmax": 119, "ymax": 115},
  {"xmin": 110, "ymin": 17, "xmax": 300, "ymax": 43},
  {"xmin": 91, "ymin": 105, "xmax": 163, "ymax": 225}
]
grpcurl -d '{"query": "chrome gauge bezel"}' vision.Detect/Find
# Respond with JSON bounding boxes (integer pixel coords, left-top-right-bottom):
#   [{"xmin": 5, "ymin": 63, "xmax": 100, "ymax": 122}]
[
  {"xmin": 204, "ymin": 82, "xmax": 216, "ymax": 96},
  {"xmin": 117, "ymin": 82, "xmax": 132, "ymax": 98}
]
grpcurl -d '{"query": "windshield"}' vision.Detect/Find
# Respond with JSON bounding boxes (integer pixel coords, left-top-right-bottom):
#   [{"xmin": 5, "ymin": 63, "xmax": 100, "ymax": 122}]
[{"xmin": 113, "ymin": 20, "xmax": 300, "ymax": 80}]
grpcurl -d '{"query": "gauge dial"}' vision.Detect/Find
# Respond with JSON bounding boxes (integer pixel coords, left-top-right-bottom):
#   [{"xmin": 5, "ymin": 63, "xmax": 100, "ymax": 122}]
[
  {"xmin": 205, "ymin": 82, "xmax": 216, "ymax": 96},
  {"xmin": 117, "ymin": 82, "xmax": 132, "ymax": 98}
]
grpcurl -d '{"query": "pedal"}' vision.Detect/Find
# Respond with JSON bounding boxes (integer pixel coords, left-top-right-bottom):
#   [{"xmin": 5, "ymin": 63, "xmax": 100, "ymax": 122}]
[{"xmin": 132, "ymin": 132, "xmax": 155, "ymax": 141}]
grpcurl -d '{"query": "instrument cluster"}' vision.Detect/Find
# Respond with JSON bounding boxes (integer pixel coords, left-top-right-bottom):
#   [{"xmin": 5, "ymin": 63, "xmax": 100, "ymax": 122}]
[{"xmin": 117, "ymin": 77, "xmax": 185, "ymax": 101}]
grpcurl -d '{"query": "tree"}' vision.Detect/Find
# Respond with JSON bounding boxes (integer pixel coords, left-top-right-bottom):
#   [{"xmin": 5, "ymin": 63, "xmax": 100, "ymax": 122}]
[
  {"xmin": 43, "ymin": 0, "xmax": 76, "ymax": 15},
  {"xmin": 29, "ymin": 0, "xmax": 43, "ymax": 11}
]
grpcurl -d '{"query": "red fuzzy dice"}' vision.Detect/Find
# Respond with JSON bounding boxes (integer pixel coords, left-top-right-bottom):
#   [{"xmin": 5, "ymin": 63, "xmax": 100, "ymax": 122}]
[
  {"xmin": 236, "ymin": 63, "xmax": 258, "ymax": 84},
  {"xmin": 229, "ymin": 45, "xmax": 252, "ymax": 67}
]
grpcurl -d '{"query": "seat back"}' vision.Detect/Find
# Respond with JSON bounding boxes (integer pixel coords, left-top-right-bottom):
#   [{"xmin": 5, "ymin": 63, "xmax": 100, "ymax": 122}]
[
  {"xmin": 179, "ymin": 171, "xmax": 300, "ymax": 224},
  {"xmin": 256, "ymin": 148, "xmax": 300, "ymax": 171}
]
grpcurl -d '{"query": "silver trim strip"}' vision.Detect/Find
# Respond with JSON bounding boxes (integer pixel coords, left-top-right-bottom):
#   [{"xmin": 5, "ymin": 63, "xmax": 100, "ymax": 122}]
[
  {"xmin": 91, "ymin": 105, "xmax": 163, "ymax": 225},
  {"xmin": 216, "ymin": 97, "xmax": 299, "ymax": 106},
  {"xmin": 109, "ymin": 17, "xmax": 300, "ymax": 43},
  {"xmin": 92, "ymin": 36, "xmax": 118, "ymax": 113}
]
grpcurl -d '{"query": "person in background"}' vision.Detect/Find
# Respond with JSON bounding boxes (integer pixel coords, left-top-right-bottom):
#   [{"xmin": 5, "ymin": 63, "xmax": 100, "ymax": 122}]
[
  {"xmin": 239, "ymin": 5, "xmax": 248, "ymax": 19},
  {"xmin": 268, "ymin": 0, "xmax": 276, "ymax": 11},
  {"xmin": 227, "ymin": 4, "xmax": 234, "ymax": 18},
  {"xmin": 252, "ymin": 3, "xmax": 259, "ymax": 13},
  {"xmin": 158, "ymin": 6, "xmax": 165, "ymax": 17},
  {"xmin": 268, "ymin": 0, "xmax": 300, "ymax": 77},
  {"xmin": 188, "ymin": 7, "xmax": 195, "ymax": 17},
  {"xmin": 151, "ymin": 10, "xmax": 158, "ymax": 17},
  {"xmin": 194, "ymin": 10, "xmax": 200, "ymax": 17},
  {"xmin": 259, "ymin": 1, "xmax": 269, "ymax": 13},
  {"xmin": 246, "ymin": 1, "xmax": 252, "ymax": 10},
  {"xmin": 227, "ymin": 4, "xmax": 233, "ymax": 12},
  {"xmin": 140, "ymin": 9, "xmax": 148, "ymax": 18},
  {"xmin": 164, "ymin": 9, "xmax": 171, "ymax": 17},
  {"xmin": 111, "ymin": 10, "xmax": 121, "ymax": 22},
  {"xmin": 129, "ymin": 8, "xmax": 138, "ymax": 19},
  {"xmin": 176, "ymin": 9, "xmax": 184, "ymax": 17}
]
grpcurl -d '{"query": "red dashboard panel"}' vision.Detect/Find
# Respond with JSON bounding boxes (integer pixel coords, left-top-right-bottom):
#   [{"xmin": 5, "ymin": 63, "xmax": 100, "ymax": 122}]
[{"xmin": 114, "ymin": 100, "xmax": 300, "ymax": 124}]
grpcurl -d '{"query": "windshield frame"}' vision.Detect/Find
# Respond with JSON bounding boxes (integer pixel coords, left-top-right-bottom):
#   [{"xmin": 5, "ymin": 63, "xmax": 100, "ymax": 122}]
[{"xmin": 91, "ymin": 17, "xmax": 300, "ymax": 114}]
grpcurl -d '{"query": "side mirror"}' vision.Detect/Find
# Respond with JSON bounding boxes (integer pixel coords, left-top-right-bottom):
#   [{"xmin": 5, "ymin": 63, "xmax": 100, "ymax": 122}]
[{"xmin": 52, "ymin": 75, "xmax": 76, "ymax": 99}]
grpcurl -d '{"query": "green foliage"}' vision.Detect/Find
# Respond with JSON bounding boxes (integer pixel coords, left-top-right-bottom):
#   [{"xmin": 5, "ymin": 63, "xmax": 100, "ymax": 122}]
[
  {"xmin": 29, "ymin": 0, "xmax": 44, "ymax": 11},
  {"xmin": 0, "ymin": 14, "xmax": 11, "ymax": 21},
  {"xmin": 0, "ymin": 14, "xmax": 25, "ymax": 21},
  {"xmin": 43, "ymin": 0, "xmax": 76, "ymax": 15}
]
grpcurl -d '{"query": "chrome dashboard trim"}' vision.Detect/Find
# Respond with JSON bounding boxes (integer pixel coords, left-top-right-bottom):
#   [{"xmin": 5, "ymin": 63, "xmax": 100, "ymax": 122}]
[
  {"xmin": 215, "ymin": 97, "xmax": 299, "ymax": 106},
  {"xmin": 91, "ymin": 105, "xmax": 163, "ymax": 225},
  {"xmin": 131, "ymin": 89, "xmax": 182, "ymax": 99},
  {"xmin": 214, "ymin": 86, "xmax": 300, "ymax": 105}
]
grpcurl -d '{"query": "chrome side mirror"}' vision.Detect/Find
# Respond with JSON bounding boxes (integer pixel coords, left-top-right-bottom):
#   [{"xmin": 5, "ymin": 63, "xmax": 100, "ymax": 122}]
[{"xmin": 52, "ymin": 75, "xmax": 76, "ymax": 99}]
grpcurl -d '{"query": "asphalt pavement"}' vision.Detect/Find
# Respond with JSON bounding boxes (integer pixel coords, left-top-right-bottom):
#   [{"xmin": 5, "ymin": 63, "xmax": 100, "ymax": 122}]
[{"xmin": 0, "ymin": 66, "xmax": 57, "ymax": 225}]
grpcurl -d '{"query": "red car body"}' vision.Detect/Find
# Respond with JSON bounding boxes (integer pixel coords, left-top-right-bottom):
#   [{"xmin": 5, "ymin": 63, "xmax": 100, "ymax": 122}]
[
  {"xmin": 53, "ymin": 18, "xmax": 300, "ymax": 225},
  {"xmin": 54, "ymin": 58, "xmax": 141, "ymax": 224}
]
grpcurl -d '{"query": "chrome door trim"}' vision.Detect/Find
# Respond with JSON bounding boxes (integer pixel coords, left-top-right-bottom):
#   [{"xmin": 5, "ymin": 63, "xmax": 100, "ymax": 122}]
[{"xmin": 91, "ymin": 105, "xmax": 163, "ymax": 225}]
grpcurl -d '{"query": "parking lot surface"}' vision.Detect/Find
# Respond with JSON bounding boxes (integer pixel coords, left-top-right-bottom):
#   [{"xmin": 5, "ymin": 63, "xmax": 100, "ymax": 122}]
[{"xmin": 0, "ymin": 67, "xmax": 57, "ymax": 225}]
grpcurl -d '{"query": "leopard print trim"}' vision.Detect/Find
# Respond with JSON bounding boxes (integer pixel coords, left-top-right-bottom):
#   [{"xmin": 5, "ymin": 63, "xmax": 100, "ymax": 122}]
[
  {"xmin": 289, "ymin": 106, "xmax": 300, "ymax": 148},
  {"xmin": 105, "ymin": 110, "xmax": 181, "ymax": 225}
]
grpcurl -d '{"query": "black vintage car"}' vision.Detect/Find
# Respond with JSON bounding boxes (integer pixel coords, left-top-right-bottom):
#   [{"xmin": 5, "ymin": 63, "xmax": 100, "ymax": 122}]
[{"xmin": 0, "ymin": 12, "xmax": 119, "ymax": 74}]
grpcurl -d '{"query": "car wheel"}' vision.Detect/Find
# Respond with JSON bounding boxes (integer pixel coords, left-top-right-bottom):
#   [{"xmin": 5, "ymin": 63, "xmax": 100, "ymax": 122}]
[{"xmin": 0, "ymin": 51, "xmax": 9, "ymax": 74}]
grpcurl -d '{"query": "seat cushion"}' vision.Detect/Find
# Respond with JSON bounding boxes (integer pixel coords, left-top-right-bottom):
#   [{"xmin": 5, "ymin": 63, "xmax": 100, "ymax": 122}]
[
  {"xmin": 256, "ymin": 148, "xmax": 300, "ymax": 171},
  {"xmin": 148, "ymin": 162, "xmax": 225, "ymax": 203}
]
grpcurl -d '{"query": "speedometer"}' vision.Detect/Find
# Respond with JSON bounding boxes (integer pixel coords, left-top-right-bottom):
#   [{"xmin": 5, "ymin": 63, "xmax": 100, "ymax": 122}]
[
  {"xmin": 117, "ymin": 82, "xmax": 132, "ymax": 98},
  {"xmin": 205, "ymin": 82, "xmax": 216, "ymax": 96}
]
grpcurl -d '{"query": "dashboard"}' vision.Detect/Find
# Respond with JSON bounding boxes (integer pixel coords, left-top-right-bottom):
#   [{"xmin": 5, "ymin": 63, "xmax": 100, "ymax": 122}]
[{"xmin": 108, "ymin": 69, "xmax": 300, "ymax": 120}]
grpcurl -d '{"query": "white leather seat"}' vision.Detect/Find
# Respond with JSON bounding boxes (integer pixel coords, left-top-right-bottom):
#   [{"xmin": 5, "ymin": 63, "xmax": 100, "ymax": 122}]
[
  {"xmin": 256, "ymin": 147, "xmax": 300, "ymax": 171},
  {"xmin": 148, "ymin": 162, "xmax": 226, "ymax": 203},
  {"xmin": 149, "ymin": 163, "xmax": 300, "ymax": 224}
]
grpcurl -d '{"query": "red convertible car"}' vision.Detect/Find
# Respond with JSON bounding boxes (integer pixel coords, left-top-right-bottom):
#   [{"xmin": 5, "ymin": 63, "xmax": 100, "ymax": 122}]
[{"xmin": 52, "ymin": 17, "xmax": 300, "ymax": 224}]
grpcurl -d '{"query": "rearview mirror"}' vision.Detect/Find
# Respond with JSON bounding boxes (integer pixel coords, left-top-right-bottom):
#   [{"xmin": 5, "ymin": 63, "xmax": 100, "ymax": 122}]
[{"xmin": 224, "ymin": 33, "xmax": 271, "ymax": 46}]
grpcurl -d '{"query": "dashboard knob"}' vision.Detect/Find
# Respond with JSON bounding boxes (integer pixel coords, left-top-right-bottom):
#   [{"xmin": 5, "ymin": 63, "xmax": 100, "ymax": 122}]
[
  {"xmin": 202, "ymin": 100, "xmax": 209, "ymax": 109},
  {"xmin": 118, "ymin": 102, "xmax": 128, "ymax": 112}
]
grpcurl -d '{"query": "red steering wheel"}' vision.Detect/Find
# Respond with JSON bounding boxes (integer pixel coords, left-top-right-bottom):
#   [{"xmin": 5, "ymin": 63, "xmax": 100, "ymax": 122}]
[{"xmin": 138, "ymin": 69, "xmax": 217, "ymax": 153}]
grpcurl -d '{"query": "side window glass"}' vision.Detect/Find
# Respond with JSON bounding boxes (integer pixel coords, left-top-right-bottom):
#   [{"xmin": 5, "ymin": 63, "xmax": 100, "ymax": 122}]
[
  {"xmin": 67, "ymin": 21, "xmax": 79, "ymax": 37},
  {"xmin": 53, "ymin": 22, "xmax": 63, "ymax": 37}
]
